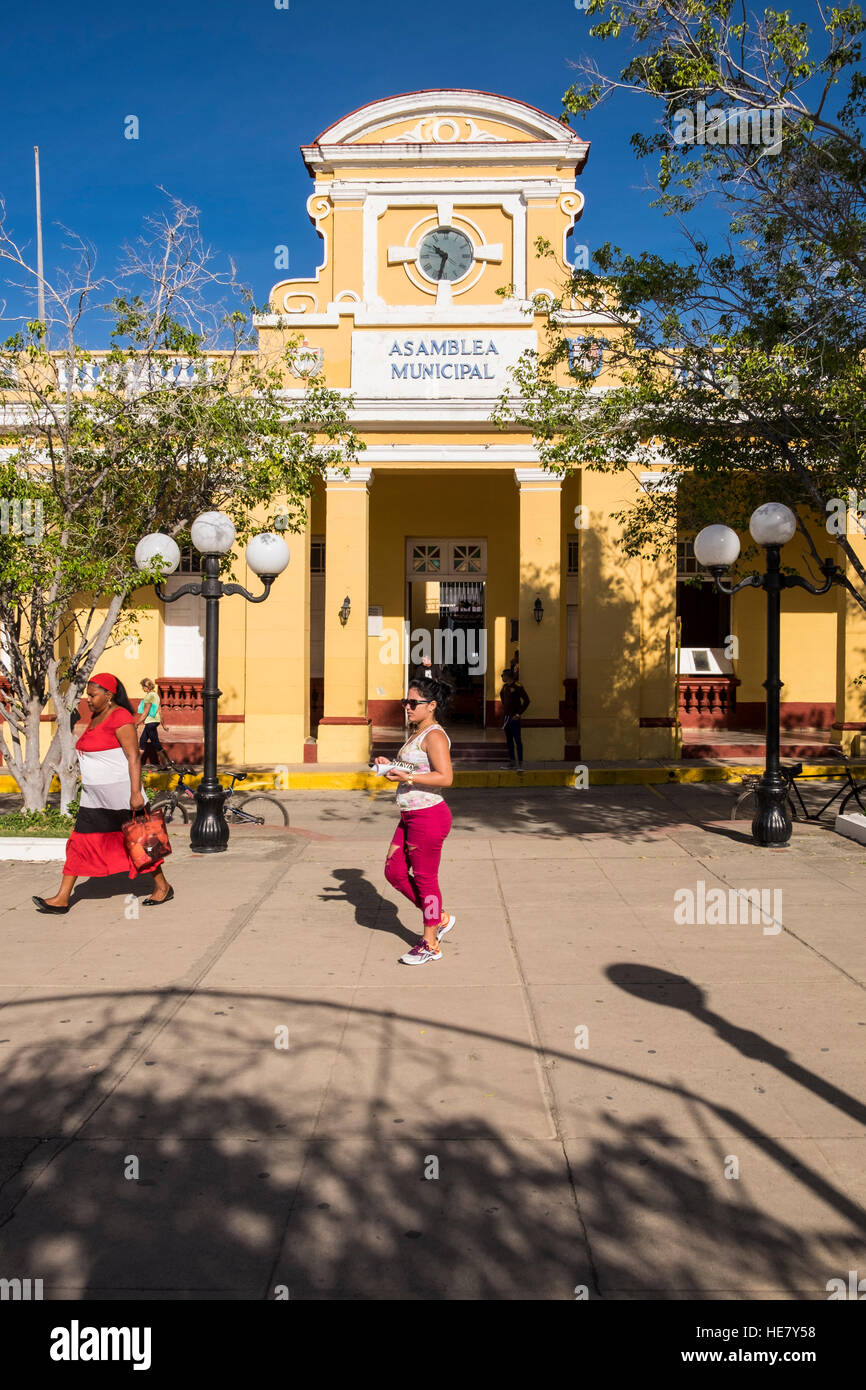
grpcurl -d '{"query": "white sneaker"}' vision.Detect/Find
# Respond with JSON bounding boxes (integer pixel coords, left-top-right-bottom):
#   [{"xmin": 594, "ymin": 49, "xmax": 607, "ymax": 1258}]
[
  {"xmin": 400, "ymin": 940, "xmax": 442, "ymax": 965},
  {"xmin": 436, "ymin": 913, "xmax": 456, "ymax": 942}
]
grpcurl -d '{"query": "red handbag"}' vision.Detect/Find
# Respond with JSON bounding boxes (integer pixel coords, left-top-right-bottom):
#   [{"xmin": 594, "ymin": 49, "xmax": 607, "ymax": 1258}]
[{"xmin": 121, "ymin": 806, "xmax": 172, "ymax": 873}]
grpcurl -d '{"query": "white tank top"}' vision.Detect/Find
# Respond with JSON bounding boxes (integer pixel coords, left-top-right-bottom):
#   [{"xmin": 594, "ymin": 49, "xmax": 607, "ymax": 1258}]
[{"xmin": 395, "ymin": 723, "xmax": 452, "ymax": 811}]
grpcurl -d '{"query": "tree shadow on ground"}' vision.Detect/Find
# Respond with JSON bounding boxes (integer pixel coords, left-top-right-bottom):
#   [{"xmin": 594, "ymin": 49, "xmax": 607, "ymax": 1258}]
[
  {"xmin": 0, "ymin": 975, "xmax": 862, "ymax": 1299},
  {"xmin": 287, "ymin": 781, "xmax": 841, "ymax": 848}
]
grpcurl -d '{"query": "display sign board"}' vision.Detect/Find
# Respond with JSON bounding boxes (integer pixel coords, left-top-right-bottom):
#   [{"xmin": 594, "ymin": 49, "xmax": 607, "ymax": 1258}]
[{"xmin": 351, "ymin": 330, "xmax": 536, "ymax": 397}]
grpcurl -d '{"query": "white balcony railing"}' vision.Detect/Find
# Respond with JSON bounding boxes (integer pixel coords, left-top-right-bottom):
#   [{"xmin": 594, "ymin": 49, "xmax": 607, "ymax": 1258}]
[{"xmin": 55, "ymin": 357, "xmax": 219, "ymax": 392}]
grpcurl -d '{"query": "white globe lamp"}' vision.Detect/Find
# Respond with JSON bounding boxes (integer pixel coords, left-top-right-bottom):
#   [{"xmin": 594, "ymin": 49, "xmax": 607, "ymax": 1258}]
[
  {"xmin": 693, "ymin": 524, "xmax": 741, "ymax": 571},
  {"xmin": 246, "ymin": 533, "xmax": 290, "ymax": 578},
  {"xmin": 191, "ymin": 510, "xmax": 236, "ymax": 555},
  {"xmin": 749, "ymin": 502, "xmax": 797, "ymax": 548},
  {"xmin": 134, "ymin": 533, "xmax": 181, "ymax": 576}
]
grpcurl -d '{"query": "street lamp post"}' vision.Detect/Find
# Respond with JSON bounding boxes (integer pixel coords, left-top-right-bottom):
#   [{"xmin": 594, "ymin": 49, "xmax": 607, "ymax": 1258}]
[
  {"xmin": 694, "ymin": 503, "xmax": 840, "ymax": 848},
  {"xmin": 135, "ymin": 512, "xmax": 289, "ymax": 853}
]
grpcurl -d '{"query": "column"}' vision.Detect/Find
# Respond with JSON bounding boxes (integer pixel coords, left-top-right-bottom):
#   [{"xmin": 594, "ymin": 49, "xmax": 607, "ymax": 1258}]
[
  {"xmin": 515, "ymin": 469, "xmax": 564, "ymax": 761},
  {"xmin": 244, "ymin": 506, "xmax": 310, "ymax": 766},
  {"xmin": 833, "ymin": 531, "xmax": 866, "ymax": 755},
  {"xmin": 638, "ymin": 545, "xmax": 677, "ymax": 759},
  {"xmin": 317, "ymin": 467, "xmax": 373, "ymax": 763},
  {"xmin": 578, "ymin": 469, "xmax": 643, "ymax": 759}
]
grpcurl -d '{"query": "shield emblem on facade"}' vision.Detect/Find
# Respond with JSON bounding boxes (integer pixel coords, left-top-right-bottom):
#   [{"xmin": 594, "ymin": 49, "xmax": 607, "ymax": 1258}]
[
  {"xmin": 566, "ymin": 337, "xmax": 604, "ymax": 378},
  {"xmin": 289, "ymin": 343, "xmax": 324, "ymax": 378}
]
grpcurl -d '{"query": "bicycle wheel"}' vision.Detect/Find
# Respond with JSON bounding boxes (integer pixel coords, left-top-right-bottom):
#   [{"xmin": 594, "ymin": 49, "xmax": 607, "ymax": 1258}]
[
  {"xmin": 839, "ymin": 782, "xmax": 866, "ymax": 816},
  {"xmin": 731, "ymin": 787, "xmax": 757, "ymax": 822},
  {"xmin": 232, "ymin": 794, "xmax": 289, "ymax": 827},
  {"xmin": 150, "ymin": 794, "xmax": 189, "ymax": 825}
]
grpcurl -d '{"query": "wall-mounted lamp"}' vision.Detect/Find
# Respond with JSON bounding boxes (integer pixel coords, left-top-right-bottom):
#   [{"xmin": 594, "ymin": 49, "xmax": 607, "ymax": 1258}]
[
  {"xmin": 339, "ymin": 595, "xmax": 351, "ymax": 627},
  {"xmin": 533, "ymin": 597, "xmax": 544, "ymax": 625}
]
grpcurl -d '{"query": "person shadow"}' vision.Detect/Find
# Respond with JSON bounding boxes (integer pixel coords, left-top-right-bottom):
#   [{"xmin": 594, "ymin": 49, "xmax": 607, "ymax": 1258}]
[
  {"xmin": 320, "ymin": 868, "xmax": 417, "ymax": 946},
  {"xmin": 67, "ymin": 872, "xmax": 165, "ymax": 905}
]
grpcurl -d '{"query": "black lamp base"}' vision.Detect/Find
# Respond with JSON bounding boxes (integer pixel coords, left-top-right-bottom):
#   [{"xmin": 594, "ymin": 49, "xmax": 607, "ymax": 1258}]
[
  {"xmin": 752, "ymin": 775, "xmax": 792, "ymax": 847},
  {"xmin": 190, "ymin": 785, "xmax": 230, "ymax": 854}
]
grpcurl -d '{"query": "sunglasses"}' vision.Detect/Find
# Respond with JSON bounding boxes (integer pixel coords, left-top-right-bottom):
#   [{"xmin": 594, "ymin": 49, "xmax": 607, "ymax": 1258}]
[{"xmin": 400, "ymin": 698, "xmax": 430, "ymax": 710}]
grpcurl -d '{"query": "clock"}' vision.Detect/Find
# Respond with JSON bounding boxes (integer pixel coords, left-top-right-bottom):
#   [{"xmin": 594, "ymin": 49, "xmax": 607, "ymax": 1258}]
[{"xmin": 417, "ymin": 227, "xmax": 474, "ymax": 283}]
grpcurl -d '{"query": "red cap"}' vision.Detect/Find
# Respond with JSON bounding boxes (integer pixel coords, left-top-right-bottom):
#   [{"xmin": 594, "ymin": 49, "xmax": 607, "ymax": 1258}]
[{"xmin": 89, "ymin": 673, "xmax": 118, "ymax": 694}]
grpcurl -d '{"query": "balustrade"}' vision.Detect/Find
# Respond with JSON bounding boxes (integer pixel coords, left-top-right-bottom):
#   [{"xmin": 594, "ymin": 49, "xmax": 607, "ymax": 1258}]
[
  {"xmin": 678, "ymin": 675, "xmax": 739, "ymax": 728},
  {"xmin": 55, "ymin": 357, "xmax": 217, "ymax": 392}
]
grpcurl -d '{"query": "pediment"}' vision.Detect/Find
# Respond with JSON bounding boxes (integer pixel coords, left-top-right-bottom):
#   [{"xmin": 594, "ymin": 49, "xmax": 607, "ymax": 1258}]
[{"xmin": 310, "ymin": 89, "xmax": 584, "ymax": 149}]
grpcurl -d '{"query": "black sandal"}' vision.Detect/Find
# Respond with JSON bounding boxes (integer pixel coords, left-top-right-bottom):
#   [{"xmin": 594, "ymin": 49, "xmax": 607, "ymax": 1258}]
[
  {"xmin": 33, "ymin": 896, "xmax": 70, "ymax": 914},
  {"xmin": 143, "ymin": 886, "xmax": 175, "ymax": 907}
]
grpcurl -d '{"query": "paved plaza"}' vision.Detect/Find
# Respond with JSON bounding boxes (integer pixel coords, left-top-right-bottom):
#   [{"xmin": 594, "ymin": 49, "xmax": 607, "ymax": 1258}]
[{"xmin": 1, "ymin": 782, "xmax": 864, "ymax": 1299}]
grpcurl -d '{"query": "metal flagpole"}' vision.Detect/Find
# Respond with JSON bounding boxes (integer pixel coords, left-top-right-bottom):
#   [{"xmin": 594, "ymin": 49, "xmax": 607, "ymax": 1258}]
[{"xmin": 34, "ymin": 146, "xmax": 46, "ymax": 333}]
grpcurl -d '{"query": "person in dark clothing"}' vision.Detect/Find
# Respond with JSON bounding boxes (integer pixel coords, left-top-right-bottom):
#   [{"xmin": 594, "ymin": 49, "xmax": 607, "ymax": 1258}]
[
  {"xmin": 411, "ymin": 655, "xmax": 445, "ymax": 684},
  {"xmin": 499, "ymin": 668, "xmax": 530, "ymax": 771}
]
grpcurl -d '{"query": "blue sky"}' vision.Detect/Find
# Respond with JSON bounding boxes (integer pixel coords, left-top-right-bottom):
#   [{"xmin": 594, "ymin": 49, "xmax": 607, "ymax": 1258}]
[{"xmin": 0, "ymin": 0, "xmax": 831, "ymax": 339}]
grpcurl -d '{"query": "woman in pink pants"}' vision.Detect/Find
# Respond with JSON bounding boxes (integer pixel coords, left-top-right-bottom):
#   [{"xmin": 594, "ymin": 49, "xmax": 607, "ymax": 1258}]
[{"xmin": 377, "ymin": 677, "xmax": 454, "ymax": 965}]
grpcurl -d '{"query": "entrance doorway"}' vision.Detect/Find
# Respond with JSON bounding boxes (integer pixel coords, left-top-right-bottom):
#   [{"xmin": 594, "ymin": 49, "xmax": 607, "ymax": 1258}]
[
  {"xmin": 406, "ymin": 578, "xmax": 486, "ymax": 725},
  {"xmin": 405, "ymin": 539, "xmax": 488, "ymax": 728}
]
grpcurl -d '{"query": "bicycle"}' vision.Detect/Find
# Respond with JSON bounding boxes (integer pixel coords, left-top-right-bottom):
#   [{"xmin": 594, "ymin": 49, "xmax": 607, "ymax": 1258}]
[
  {"xmin": 732, "ymin": 747, "xmax": 866, "ymax": 823},
  {"xmin": 150, "ymin": 765, "xmax": 289, "ymax": 828}
]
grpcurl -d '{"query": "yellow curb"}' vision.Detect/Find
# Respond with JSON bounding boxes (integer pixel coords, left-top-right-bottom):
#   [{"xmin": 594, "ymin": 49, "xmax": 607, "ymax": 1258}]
[{"xmin": 4, "ymin": 761, "xmax": 864, "ymax": 796}]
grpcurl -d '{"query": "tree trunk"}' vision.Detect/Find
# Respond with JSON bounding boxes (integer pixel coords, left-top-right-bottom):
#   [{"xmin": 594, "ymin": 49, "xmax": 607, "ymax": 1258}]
[
  {"xmin": 13, "ymin": 699, "xmax": 47, "ymax": 812},
  {"xmin": 58, "ymin": 763, "xmax": 80, "ymax": 816}
]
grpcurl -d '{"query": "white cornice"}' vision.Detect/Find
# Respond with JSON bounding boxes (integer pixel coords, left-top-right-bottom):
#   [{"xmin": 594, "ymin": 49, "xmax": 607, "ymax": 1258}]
[
  {"xmin": 325, "ymin": 177, "xmax": 578, "ymax": 199},
  {"xmin": 358, "ymin": 444, "xmax": 540, "ymax": 463},
  {"xmin": 515, "ymin": 467, "xmax": 562, "ymax": 488},
  {"xmin": 255, "ymin": 304, "xmax": 538, "ymax": 328},
  {"xmin": 325, "ymin": 466, "xmax": 373, "ymax": 485},
  {"xmin": 345, "ymin": 396, "xmax": 529, "ymax": 430},
  {"xmin": 304, "ymin": 143, "xmax": 587, "ymax": 173}
]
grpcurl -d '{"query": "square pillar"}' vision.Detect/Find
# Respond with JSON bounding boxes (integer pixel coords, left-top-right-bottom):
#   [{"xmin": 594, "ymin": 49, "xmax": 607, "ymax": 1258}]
[
  {"xmin": 638, "ymin": 542, "xmax": 677, "ymax": 759},
  {"xmin": 833, "ymin": 533, "xmax": 866, "ymax": 755},
  {"xmin": 515, "ymin": 469, "xmax": 564, "ymax": 760},
  {"xmin": 317, "ymin": 468, "xmax": 373, "ymax": 763},
  {"xmin": 578, "ymin": 469, "xmax": 643, "ymax": 759},
  {"xmin": 244, "ymin": 506, "xmax": 310, "ymax": 766}
]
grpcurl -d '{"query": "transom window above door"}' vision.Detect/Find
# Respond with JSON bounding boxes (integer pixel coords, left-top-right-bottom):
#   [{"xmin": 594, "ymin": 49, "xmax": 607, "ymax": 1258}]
[
  {"xmin": 411, "ymin": 543, "xmax": 441, "ymax": 574},
  {"xmin": 407, "ymin": 539, "xmax": 487, "ymax": 580}
]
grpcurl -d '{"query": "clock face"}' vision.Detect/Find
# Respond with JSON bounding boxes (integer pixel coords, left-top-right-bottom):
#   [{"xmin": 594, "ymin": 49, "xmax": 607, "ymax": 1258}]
[{"xmin": 418, "ymin": 227, "xmax": 474, "ymax": 283}]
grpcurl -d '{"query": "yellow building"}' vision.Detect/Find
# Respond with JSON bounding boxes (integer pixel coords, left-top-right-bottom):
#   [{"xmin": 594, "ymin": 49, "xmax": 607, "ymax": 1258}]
[
  {"xmin": 147, "ymin": 89, "xmax": 606, "ymax": 767},
  {"xmin": 11, "ymin": 89, "xmax": 866, "ymax": 772}
]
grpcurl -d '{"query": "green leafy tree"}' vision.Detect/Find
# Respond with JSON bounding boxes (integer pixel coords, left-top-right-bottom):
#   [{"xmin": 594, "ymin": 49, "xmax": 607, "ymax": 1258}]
[
  {"xmin": 0, "ymin": 197, "xmax": 361, "ymax": 811},
  {"xmin": 495, "ymin": 2, "xmax": 866, "ymax": 603}
]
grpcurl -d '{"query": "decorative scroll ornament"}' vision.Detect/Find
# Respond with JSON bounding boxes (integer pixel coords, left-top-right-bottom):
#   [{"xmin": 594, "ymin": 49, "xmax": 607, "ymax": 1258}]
[
  {"xmin": 383, "ymin": 116, "xmax": 507, "ymax": 144},
  {"xmin": 558, "ymin": 192, "xmax": 584, "ymax": 217},
  {"xmin": 566, "ymin": 336, "xmax": 605, "ymax": 378},
  {"xmin": 281, "ymin": 291, "xmax": 318, "ymax": 315},
  {"xmin": 288, "ymin": 341, "xmax": 324, "ymax": 378},
  {"xmin": 307, "ymin": 194, "xmax": 332, "ymax": 221}
]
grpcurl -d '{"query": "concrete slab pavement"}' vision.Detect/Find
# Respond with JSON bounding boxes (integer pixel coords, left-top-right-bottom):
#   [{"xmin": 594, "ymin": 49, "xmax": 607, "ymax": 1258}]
[{"xmin": 1, "ymin": 783, "xmax": 864, "ymax": 1299}]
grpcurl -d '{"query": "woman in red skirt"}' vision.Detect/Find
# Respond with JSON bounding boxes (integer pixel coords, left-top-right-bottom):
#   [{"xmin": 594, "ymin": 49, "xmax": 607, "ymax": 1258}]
[{"xmin": 33, "ymin": 673, "xmax": 174, "ymax": 914}]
